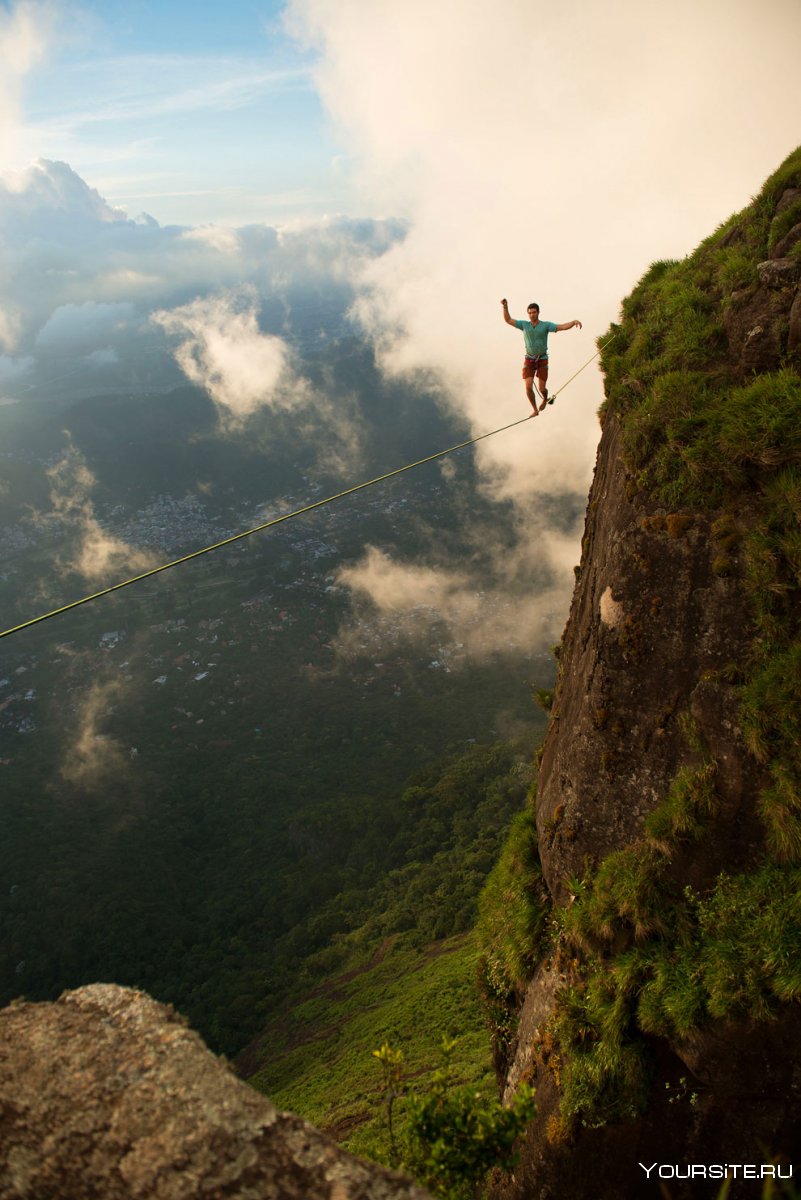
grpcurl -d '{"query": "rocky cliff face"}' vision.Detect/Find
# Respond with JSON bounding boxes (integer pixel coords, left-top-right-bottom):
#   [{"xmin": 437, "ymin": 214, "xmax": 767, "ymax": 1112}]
[
  {"xmin": 0, "ymin": 984, "xmax": 431, "ymax": 1200},
  {"xmin": 536, "ymin": 410, "xmax": 763, "ymax": 901},
  {"xmin": 491, "ymin": 149, "xmax": 801, "ymax": 1198}
]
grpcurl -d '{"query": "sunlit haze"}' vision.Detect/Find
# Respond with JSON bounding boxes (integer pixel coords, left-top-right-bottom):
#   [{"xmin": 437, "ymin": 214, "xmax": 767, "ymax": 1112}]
[{"xmin": 2, "ymin": 0, "xmax": 800, "ymax": 614}]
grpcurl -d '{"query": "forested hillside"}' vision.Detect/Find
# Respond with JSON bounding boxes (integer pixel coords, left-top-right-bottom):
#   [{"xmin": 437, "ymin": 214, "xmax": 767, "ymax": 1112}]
[{"xmin": 0, "ymin": 335, "xmax": 559, "ymax": 1057}]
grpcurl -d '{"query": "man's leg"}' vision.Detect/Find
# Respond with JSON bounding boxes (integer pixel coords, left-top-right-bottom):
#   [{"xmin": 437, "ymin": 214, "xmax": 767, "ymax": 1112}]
[
  {"xmin": 524, "ymin": 376, "xmax": 539, "ymax": 414},
  {"xmin": 537, "ymin": 363, "xmax": 549, "ymax": 411}
]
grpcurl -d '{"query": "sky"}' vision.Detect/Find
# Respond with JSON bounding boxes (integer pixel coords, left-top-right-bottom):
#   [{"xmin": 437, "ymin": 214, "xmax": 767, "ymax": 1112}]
[
  {"xmin": 1, "ymin": 0, "xmax": 801, "ymax": 628},
  {"xmin": 2, "ymin": 0, "xmax": 337, "ymax": 226}
]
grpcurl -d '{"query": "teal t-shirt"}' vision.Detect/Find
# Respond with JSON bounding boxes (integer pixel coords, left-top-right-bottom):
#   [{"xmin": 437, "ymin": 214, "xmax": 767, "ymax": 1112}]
[{"xmin": 514, "ymin": 318, "xmax": 557, "ymax": 358}]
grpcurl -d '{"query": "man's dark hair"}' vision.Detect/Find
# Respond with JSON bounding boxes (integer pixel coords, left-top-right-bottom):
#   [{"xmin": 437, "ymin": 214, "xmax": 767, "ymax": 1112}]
[{"xmin": 527, "ymin": 302, "xmax": 540, "ymax": 311}]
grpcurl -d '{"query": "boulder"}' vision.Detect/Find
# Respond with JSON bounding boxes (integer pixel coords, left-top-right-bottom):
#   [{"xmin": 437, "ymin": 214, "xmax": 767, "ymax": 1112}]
[{"xmin": 0, "ymin": 984, "xmax": 431, "ymax": 1200}]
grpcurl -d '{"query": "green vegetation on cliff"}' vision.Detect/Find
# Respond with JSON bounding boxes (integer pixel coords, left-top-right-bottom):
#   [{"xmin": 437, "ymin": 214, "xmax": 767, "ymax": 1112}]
[
  {"xmin": 561, "ymin": 147, "xmax": 801, "ymax": 1129},
  {"xmin": 477, "ymin": 146, "xmax": 801, "ymax": 1134},
  {"xmin": 475, "ymin": 804, "xmax": 549, "ymax": 1071},
  {"xmin": 600, "ymin": 145, "xmax": 801, "ymax": 864}
]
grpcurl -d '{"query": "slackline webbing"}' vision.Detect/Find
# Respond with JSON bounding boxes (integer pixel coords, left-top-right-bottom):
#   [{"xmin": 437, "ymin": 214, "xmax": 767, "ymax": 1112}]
[{"xmin": 0, "ymin": 336, "xmax": 612, "ymax": 641}]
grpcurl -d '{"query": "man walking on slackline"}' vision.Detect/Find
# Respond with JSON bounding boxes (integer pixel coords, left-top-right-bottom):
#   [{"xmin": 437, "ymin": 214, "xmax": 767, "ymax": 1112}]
[{"xmin": 501, "ymin": 299, "xmax": 582, "ymax": 414}]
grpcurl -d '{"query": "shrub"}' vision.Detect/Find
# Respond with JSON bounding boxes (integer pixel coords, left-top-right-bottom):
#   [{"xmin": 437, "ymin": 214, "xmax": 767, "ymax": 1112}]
[{"xmin": 375, "ymin": 1037, "xmax": 535, "ymax": 1200}]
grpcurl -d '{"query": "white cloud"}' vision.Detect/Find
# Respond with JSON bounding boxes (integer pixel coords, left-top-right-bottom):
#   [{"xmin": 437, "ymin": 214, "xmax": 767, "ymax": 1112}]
[
  {"xmin": 334, "ymin": 541, "xmax": 572, "ymax": 663},
  {"xmin": 60, "ymin": 675, "xmax": 128, "ymax": 789},
  {"xmin": 39, "ymin": 443, "xmax": 155, "ymax": 587},
  {"xmin": 0, "ymin": 158, "xmax": 406, "ymax": 405},
  {"xmin": 286, "ymin": 0, "xmax": 801, "ymax": 503},
  {"xmin": 152, "ymin": 289, "xmax": 301, "ymax": 422},
  {"xmin": 1, "ymin": 156, "xmax": 126, "ymax": 228},
  {"xmin": 333, "ymin": 497, "xmax": 586, "ymax": 665},
  {"xmin": 179, "ymin": 226, "xmax": 241, "ymax": 255}
]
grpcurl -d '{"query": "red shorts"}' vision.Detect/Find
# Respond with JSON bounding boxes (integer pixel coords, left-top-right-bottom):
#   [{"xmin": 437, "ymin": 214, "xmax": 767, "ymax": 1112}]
[{"xmin": 522, "ymin": 356, "xmax": 548, "ymax": 382}]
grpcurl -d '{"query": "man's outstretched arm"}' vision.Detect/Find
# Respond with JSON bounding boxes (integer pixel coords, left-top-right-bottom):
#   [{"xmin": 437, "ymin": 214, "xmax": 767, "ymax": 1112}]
[
  {"xmin": 554, "ymin": 319, "xmax": 582, "ymax": 331},
  {"xmin": 500, "ymin": 299, "xmax": 517, "ymax": 327}
]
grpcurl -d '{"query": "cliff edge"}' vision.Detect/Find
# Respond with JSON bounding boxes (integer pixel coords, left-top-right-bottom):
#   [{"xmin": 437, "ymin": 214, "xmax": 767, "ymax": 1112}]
[{"xmin": 487, "ymin": 147, "xmax": 801, "ymax": 1198}]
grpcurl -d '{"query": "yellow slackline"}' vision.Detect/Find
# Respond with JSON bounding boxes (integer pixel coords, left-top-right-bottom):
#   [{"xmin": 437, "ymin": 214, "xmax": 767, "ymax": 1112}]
[
  {"xmin": 0, "ymin": 335, "xmax": 612, "ymax": 642},
  {"xmin": 550, "ymin": 334, "xmax": 615, "ymax": 401}
]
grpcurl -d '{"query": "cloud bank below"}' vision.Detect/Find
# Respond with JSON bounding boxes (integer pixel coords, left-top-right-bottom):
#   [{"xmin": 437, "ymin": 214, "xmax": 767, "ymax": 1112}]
[{"xmin": 0, "ymin": 158, "xmax": 406, "ymax": 425}]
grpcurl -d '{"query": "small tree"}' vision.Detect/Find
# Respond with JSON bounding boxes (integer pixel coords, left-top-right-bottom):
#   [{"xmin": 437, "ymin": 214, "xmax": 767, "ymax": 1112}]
[
  {"xmin": 372, "ymin": 1040, "xmax": 406, "ymax": 1167},
  {"xmin": 375, "ymin": 1036, "xmax": 535, "ymax": 1199}
]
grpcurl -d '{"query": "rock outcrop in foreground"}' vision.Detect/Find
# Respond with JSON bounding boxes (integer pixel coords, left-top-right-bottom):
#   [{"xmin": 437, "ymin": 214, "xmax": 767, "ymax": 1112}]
[{"xmin": 0, "ymin": 984, "xmax": 430, "ymax": 1200}]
